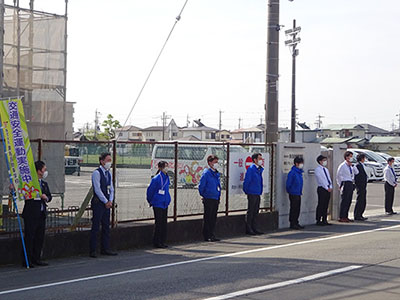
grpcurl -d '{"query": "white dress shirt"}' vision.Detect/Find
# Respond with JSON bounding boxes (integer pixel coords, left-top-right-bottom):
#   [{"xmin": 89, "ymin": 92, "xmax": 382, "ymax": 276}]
[
  {"xmin": 384, "ymin": 165, "xmax": 397, "ymax": 187},
  {"xmin": 315, "ymin": 165, "xmax": 333, "ymax": 191},
  {"xmin": 336, "ymin": 161, "xmax": 359, "ymax": 187}
]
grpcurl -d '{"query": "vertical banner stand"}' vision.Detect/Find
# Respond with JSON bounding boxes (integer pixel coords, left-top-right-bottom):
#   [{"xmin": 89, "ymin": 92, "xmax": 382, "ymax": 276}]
[{"xmin": 0, "ymin": 124, "xmax": 30, "ymax": 268}]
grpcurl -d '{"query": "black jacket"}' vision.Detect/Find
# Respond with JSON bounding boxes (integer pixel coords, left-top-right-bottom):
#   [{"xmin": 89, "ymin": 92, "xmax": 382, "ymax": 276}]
[
  {"xmin": 22, "ymin": 180, "xmax": 52, "ymax": 219},
  {"xmin": 355, "ymin": 163, "xmax": 368, "ymax": 189}
]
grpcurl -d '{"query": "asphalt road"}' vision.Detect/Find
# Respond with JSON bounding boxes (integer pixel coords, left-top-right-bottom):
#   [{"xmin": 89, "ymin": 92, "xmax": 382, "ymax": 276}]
[{"xmin": 1, "ymin": 214, "xmax": 400, "ymax": 299}]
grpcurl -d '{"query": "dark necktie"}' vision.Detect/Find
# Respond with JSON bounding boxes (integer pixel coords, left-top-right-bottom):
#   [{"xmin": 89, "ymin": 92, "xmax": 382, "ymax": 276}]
[
  {"xmin": 390, "ymin": 167, "xmax": 397, "ymax": 181},
  {"xmin": 105, "ymin": 171, "xmax": 111, "ymax": 185},
  {"xmin": 323, "ymin": 168, "xmax": 331, "ymax": 186}
]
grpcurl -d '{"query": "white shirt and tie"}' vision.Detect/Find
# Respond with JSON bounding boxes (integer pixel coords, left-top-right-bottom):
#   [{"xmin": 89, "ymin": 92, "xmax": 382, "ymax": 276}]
[
  {"xmin": 384, "ymin": 165, "xmax": 398, "ymax": 187},
  {"xmin": 315, "ymin": 165, "xmax": 333, "ymax": 191},
  {"xmin": 336, "ymin": 161, "xmax": 359, "ymax": 187}
]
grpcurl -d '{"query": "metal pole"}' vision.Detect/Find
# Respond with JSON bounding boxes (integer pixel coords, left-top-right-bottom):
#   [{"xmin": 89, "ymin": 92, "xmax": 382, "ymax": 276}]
[
  {"xmin": 16, "ymin": 0, "xmax": 20, "ymax": 98},
  {"xmin": 290, "ymin": 19, "xmax": 296, "ymax": 143},
  {"xmin": 265, "ymin": 0, "xmax": 280, "ymax": 144},
  {"xmin": 0, "ymin": 0, "xmax": 4, "ymax": 98},
  {"xmin": 63, "ymin": 0, "xmax": 68, "ymax": 140},
  {"xmin": 225, "ymin": 143, "xmax": 230, "ymax": 216},
  {"xmin": 111, "ymin": 140, "xmax": 116, "ymax": 227},
  {"xmin": 173, "ymin": 141, "xmax": 178, "ymax": 221},
  {"xmin": 269, "ymin": 144, "xmax": 274, "ymax": 211},
  {"xmin": 38, "ymin": 138, "xmax": 42, "ymax": 160}
]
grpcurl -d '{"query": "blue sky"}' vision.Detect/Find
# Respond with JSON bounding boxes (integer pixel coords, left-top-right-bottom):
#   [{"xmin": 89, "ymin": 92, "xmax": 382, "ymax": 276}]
[{"xmin": 9, "ymin": 0, "xmax": 400, "ymax": 131}]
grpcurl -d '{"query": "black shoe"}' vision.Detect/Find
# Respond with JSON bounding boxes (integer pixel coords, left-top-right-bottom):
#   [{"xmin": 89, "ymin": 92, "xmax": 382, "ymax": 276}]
[
  {"xmin": 322, "ymin": 221, "xmax": 332, "ymax": 226},
  {"xmin": 246, "ymin": 230, "xmax": 257, "ymax": 235},
  {"xmin": 316, "ymin": 221, "xmax": 324, "ymax": 226},
  {"xmin": 290, "ymin": 225, "xmax": 301, "ymax": 230},
  {"xmin": 253, "ymin": 230, "xmax": 264, "ymax": 235},
  {"xmin": 33, "ymin": 260, "xmax": 48, "ymax": 266},
  {"xmin": 101, "ymin": 250, "xmax": 117, "ymax": 256},
  {"xmin": 210, "ymin": 237, "xmax": 220, "ymax": 242},
  {"xmin": 89, "ymin": 252, "xmax": 97, "ymax": 258},
  {"xmin": 154, "ymin": 244, "xmax": 167, "ymax": 249},
  {"xmin": 204, "ymin": 238, "xmax": 212, "ymax": 242},
  {"xmin": 386, "ymin": 211, "xmax": 397, "ymax": 215},
  {"xmin": 297, "ymin": 225, "xmax": 305, "ymax": 229},
  {"xmin": 355, "ymin": 216, "xmax": 368, "ymax": 221}
]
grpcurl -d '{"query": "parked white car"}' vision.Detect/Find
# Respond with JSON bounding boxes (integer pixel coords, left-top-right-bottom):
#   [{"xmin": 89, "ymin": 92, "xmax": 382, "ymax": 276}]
[
  {"xmin": 347, "ymin": 149, "xmax": 384, "ymax": 181},
  {"xmin": 375, "ymin": 152, "xmax": 400, "ymax": 176}
]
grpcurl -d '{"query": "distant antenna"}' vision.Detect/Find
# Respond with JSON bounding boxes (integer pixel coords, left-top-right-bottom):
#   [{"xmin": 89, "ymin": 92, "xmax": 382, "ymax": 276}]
[{"xmin": 315, "ymin": 114, "xmax": 324, "ymax": 129}]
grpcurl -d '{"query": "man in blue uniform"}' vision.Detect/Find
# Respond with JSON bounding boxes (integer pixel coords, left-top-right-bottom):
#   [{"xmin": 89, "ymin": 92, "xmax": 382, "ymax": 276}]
[
  {"xmin": 243, "ymin": 153, "xmax": 264, "ymax": 235},
  {"xmin": 286, "ymin": 156, "xmax": 305, "ymax": 229},
  {"xmin": 199, "ymin": 155, "xmax": 221, "ymax": 242},
  {"xmin": 89, "ymin": 152, "xmax": 117, "ymax": 258}
]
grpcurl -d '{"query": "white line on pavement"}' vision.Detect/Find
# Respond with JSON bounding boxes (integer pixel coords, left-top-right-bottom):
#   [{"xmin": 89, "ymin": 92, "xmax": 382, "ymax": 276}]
[
  {"xmin": 380, "ymin": 219, "xmax": 400, "ymax": 222},
  {"xmin": 0, "ymin": 225, "xmax": 399, "ymax": 296},
  {"xmin": 202, "ymin": 265, "xmax": 363, "ymax": 300}
]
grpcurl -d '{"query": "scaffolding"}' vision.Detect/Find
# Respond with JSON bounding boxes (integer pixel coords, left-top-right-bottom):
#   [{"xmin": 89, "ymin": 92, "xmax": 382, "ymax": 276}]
[{"xmin": 0, "ymin": 0, "xmax": 68, "ymax": 195}]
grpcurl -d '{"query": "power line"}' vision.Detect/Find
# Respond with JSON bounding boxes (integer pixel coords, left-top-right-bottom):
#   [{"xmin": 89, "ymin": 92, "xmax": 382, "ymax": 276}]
[{"xmin": 117, "ymin": 0, "xmax": 190, "ymax": 141}]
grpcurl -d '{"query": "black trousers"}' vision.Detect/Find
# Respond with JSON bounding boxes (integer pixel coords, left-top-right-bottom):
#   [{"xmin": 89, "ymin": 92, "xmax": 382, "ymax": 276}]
[
  {"xmin": 289, "ymin": 194, "xmax": 301, "ymax": 226},
  {"xmin": 90, "ymin": 200, "xmax": 111, "ymax": 253},
  {"xmin": 340, "ymin": 181, "xmax": 354, "ymax": 219},
  {"xmin": 246, "ymin": 194, "xmax": 261, "ymax": 232},
  {"xmin": 316, "ymin": 187, "xmax": 330, "ymax": 222},
  {"xmin": 22, "ymin": 201, "xmax": 46, "ymax": 265},
  {"xmin": 153, "ymin": 207, "xmax": 168, "ymax": 246},
  {"xmin": 385, "ymin": 182, "xmax": 395, "ymax": 213},
  {"xmin": 203, "ymin": 198, "xmax": 219, "ymax": 240},
  {"xmin": 354, "ymin": 186, "xmax": 367, "ymax": 218}
]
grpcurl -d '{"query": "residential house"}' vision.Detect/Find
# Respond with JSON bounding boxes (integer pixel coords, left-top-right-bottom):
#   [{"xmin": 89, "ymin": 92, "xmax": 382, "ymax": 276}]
[
  {"xmin": 115, "ymin": 125, "xmax": 144, "ymax": 141},
  {"xmin": 320, "ymin": 124, "xmax": 389, "ymax": 139},
  {"xmin": 216, "ymin": 130, "xmax": 231, "ymax": 141},
  {"xmin": 366, "ymin": 136, "xmax": 400, "ymax": 155},
  {"xmin": 179, "ymin": 119, "xmax": 217, "ymax": 141}
]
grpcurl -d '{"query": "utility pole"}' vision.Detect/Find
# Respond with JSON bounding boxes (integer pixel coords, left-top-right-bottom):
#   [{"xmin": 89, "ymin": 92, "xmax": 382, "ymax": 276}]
[
  {"xmin": 396, "ymin": 111, "xmax": 400, "ymax": 130},
  {"xmin": 186, "ymin": 114, "xmax": 190, "ymax": 127},
  {"xmin": 265, "ymin": 0, "xmax": 280, "ymax": 144},
  {"xmin": 94, "ymin": 109, "xmax": 100, "ymax": 139},
  {"xmin": 315, "ymin": 114, "xmax": 324, "ymax": 129},
  {"xmin": 161, "ymin": 111, "xmax": 171, "ymax": 140},
  {"xmin": 238, "ymin": 118, "xmax": 242, "ymax": 129},
  {"xmin": 285, "ymin": 19, "xmax": 301, "ymax": 143},
  {"xmin": 218, "ymin": 110, "xmax": 223, "ymax": 141}
]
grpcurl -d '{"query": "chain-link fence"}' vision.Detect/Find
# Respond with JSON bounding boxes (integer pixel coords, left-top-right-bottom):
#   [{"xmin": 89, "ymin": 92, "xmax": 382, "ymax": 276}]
[{"xmin": 0, "ymin": 140, "xmax": 276, "ymax": 236}]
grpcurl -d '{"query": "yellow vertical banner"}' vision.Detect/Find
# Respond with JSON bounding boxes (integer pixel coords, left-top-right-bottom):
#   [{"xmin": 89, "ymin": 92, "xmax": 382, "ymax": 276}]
[{"xmin": 0, "ymin": 98, "xmax": 42, "ymax": 201}]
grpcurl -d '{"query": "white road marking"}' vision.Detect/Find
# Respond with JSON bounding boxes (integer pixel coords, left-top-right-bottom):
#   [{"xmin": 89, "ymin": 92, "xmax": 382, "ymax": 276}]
[
  {"xmin": 203, "ymin": 265, "xmax": 363, "ymax": 300},
  {"xmin": 381, "ymin": 219, "xmax": 400, "ymax": 222},
  {"xmin": 0, "ymin": 225, "xmax": 399, "ymax": 296}
]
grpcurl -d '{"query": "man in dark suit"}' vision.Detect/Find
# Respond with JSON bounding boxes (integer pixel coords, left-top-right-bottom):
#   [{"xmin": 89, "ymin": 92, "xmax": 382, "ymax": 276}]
[
  {"xmin": 354, "ymin": 154, "xmax": 368, "ymax": 221},
  {"xmin": 20, "ymin": 160, "xmax": 52, "ymax": 267}
]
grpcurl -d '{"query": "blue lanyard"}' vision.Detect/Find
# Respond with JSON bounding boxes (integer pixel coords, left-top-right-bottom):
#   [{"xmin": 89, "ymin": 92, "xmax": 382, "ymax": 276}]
[{"xmin": 390, "ymin": 167, "xmax": 397, "ymax": 181}]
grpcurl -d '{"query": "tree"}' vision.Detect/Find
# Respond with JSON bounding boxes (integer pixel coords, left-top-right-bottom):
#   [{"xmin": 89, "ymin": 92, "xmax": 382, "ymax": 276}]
[{"xmin": 102, "ymin": 114, "xmax": 122, "ymax": 140}]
